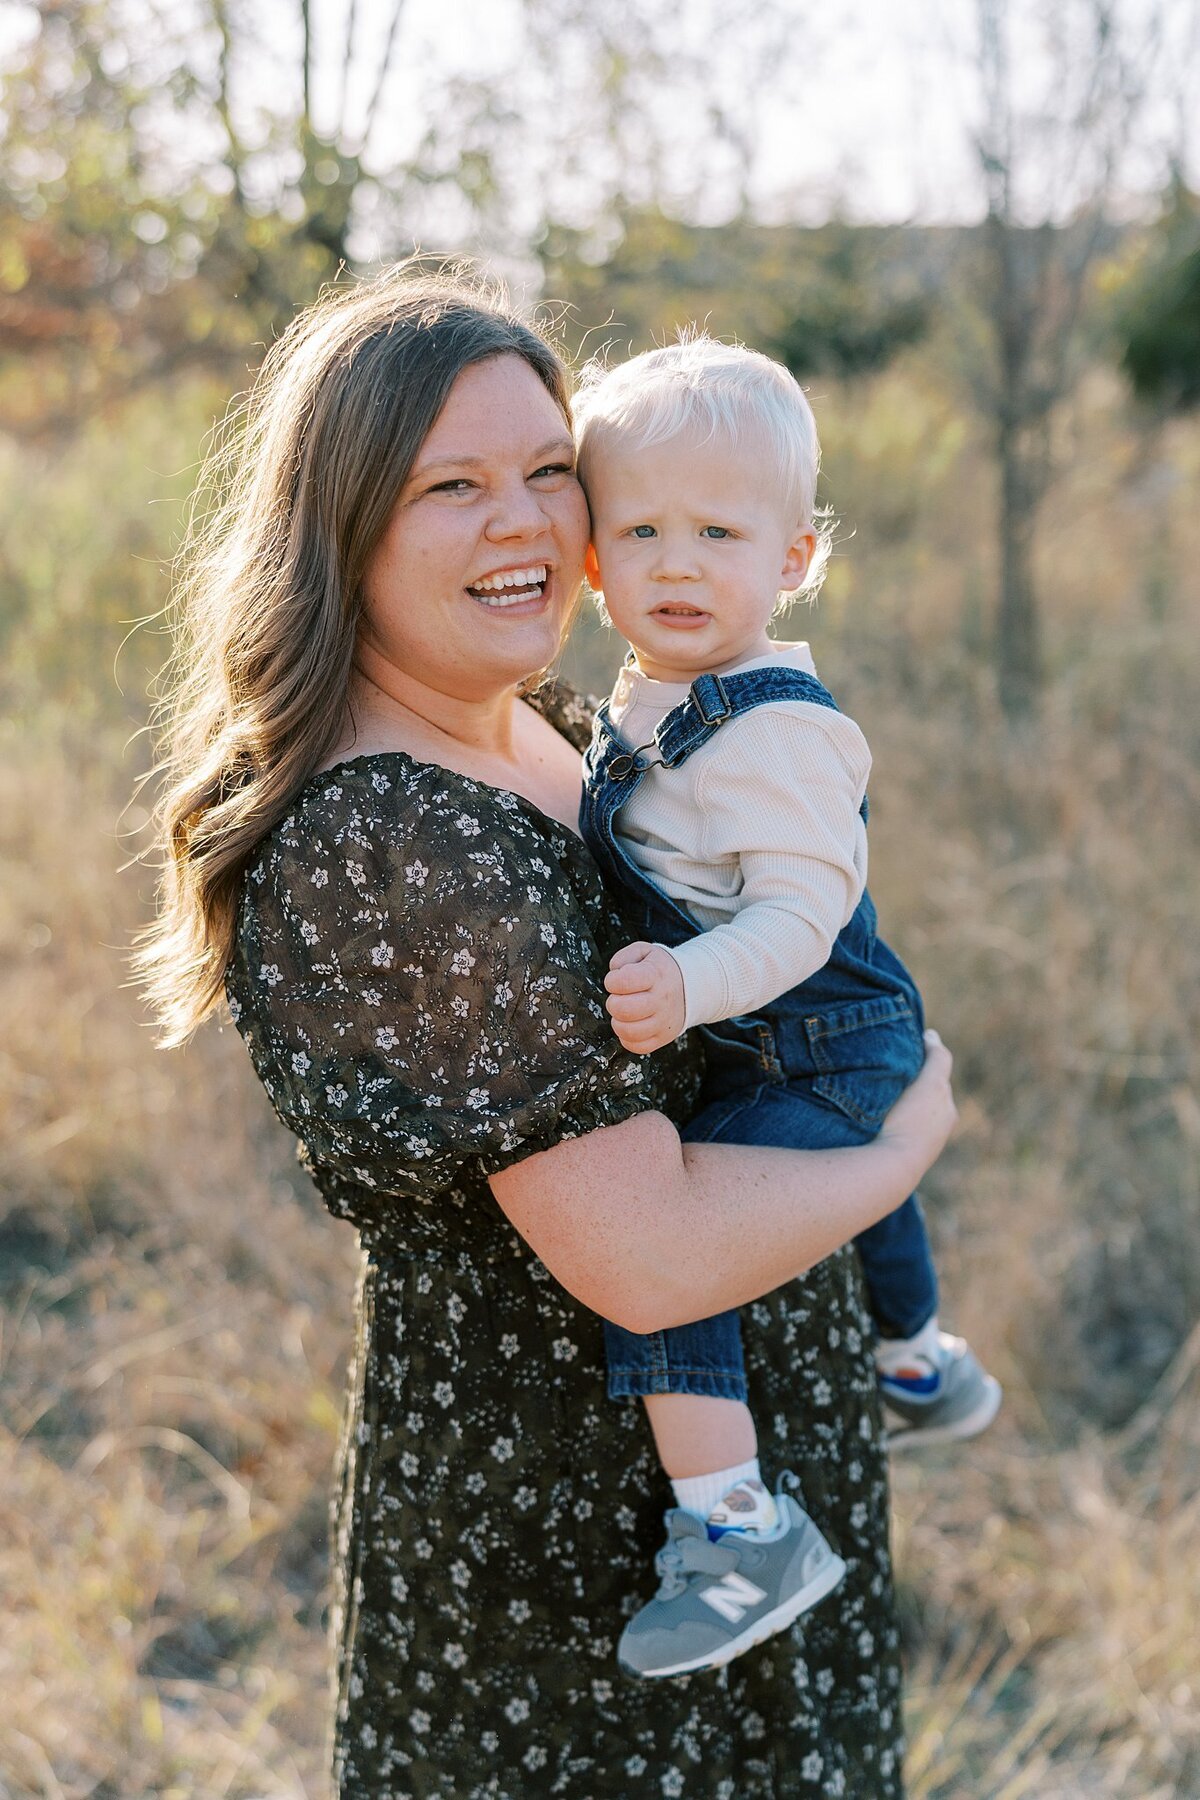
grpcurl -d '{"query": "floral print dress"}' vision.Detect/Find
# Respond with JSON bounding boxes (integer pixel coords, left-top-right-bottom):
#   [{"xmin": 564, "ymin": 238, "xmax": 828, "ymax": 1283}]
[{"xmin": 226, "ymin": 685, "xmax": 905, "ymax": 1799}]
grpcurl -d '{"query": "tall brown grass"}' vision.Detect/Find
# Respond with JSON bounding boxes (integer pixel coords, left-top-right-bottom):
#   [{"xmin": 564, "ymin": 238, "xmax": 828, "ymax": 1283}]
[{"xmin": 2, "ymin": 357, "xmax": 1198, "ymax": 1798}]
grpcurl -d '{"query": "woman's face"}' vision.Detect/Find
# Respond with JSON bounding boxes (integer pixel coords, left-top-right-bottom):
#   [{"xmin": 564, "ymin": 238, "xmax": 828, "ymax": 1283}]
[{"xmin": 358, "ymin": 353, "xmax": 589, "ymax": 704}]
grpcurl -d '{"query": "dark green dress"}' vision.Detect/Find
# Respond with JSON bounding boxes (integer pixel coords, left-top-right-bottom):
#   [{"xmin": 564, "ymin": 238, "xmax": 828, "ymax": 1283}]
[{"xmin": 226, "ymin": 686, "xmax": 904, "ymax": 1799}]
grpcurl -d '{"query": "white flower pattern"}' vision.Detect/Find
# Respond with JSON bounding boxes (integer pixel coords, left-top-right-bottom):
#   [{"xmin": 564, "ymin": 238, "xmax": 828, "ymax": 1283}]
[{"xmin": 224, "ymin": 682, "xmax": 903, "ymax": 1798}]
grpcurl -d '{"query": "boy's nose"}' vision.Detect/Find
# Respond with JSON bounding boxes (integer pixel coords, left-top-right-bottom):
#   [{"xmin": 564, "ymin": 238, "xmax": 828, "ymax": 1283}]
[{"xmin": 651, "ymin": 543, "xmax": 702, "ymax": 581}]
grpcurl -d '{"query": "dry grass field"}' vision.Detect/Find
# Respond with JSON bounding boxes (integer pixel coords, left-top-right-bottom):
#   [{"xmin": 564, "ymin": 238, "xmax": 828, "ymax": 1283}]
[{"xmin": 2, "ymin": 355, "xmax": 1198, "ymax": 1798}]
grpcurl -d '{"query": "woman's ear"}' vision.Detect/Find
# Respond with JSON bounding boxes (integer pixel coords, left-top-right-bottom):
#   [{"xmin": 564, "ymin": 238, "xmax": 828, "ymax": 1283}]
[
  {"xmin": 781, "ymin": 529, "xmax": 816, "ymax": 588},
  {"xmin": 585, "ymin": 543, "xmax": 603, "ymax": 591}
]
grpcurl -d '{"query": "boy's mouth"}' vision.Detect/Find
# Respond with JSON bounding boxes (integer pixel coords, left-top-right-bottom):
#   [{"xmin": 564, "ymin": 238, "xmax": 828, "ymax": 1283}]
[{"xmin": 652, "ymin": 603, "xmax": 710, "ymax": 625}]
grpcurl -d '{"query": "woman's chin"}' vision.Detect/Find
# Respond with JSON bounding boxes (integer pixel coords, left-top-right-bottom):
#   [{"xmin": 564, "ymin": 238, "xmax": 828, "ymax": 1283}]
[{"xmin": 468, "ymin": 590, "xmax": 574, "ymax": 678}]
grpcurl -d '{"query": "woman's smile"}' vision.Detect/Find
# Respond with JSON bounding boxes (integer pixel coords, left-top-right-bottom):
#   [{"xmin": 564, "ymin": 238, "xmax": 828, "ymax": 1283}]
[{"xmin": 465, "ymin": 561, "xmax": 551, "ymax": 610}]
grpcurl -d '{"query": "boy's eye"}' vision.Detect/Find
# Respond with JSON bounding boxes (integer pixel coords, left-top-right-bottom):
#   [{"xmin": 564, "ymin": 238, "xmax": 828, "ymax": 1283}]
[
  {"xmin": 631, "ymin": 524, "xmax": 656, "ymax": 538},
  {"xmin": 701, "ymin": 525, "xmax": 731, "ymax": 539}
]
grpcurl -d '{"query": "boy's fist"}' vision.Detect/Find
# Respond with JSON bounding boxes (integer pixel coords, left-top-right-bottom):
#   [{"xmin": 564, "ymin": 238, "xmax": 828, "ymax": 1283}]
[{"xmin": 603, "ymin": 941, "xmax": 686, "ymax": 1055}]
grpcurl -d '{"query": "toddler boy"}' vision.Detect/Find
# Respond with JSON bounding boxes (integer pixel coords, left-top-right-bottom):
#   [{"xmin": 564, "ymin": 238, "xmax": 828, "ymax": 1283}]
[{"xmin": 572, "ymin": 336, "xmax": 1001, "ymax": 1680}]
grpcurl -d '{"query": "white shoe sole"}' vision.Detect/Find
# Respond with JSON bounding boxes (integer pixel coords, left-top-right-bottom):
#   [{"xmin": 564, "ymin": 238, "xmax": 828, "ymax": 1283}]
[
  {"xmin": 620, "ymin": 1551, "xmax": 848, "ymax": 1680},
  {"xmin": 885, "ymin": 1375, "xmax": 1003, "ymax": 1453}
]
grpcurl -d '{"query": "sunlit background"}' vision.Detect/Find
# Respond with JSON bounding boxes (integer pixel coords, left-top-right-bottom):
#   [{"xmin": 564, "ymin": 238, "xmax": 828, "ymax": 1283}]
[{"xmin": 3, "ymin": 1, "xmax": 1199, "ymax": 1794}]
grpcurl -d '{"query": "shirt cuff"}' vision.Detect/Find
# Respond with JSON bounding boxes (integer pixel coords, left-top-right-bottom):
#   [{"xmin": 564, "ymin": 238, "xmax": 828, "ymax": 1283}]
[{"xmin": 660, "ymin": 939, "xmax": 732, "ymax": 1034}]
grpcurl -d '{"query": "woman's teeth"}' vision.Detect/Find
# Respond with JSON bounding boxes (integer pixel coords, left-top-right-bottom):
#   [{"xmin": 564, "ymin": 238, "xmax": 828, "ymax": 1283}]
[{"xmin": 468, "ymin": 565, "xmax": 548, "ymax": 606}]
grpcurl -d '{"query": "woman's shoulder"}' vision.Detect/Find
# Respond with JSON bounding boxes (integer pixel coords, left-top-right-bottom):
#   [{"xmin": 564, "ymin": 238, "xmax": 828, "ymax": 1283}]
[
  {"xmin": 238, "ymin": 737, "xmax": 602, "ymax": 963},
  {"xmin": 255, "ymin": 750, "xmax": 537, "ymax": 874}
]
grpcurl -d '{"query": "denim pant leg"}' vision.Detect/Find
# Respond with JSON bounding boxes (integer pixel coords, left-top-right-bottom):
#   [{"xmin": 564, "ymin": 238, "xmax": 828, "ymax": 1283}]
[
  {"xmin": 603, "ymin": 1312, "xmax": 748, "ymax": 1403},
  {"xmin": 853, "ymin": 1199, "xmax": 938, "ymax": 1340},
  {"xmin": 751, "ymin": 1079, "xmax": 938, "ymax": 1340}
]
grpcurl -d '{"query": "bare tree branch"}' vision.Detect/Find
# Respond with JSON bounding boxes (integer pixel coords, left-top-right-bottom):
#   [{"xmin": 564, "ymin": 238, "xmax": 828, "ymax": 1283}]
[
  {"xmin": 209, "ymin": 0, "xmax": 247, "ymax": 209},
  {"xmin": 338, "ymin": 0, "xmax": 359, "ymax": 142},
  {"xmin": 360, "ymin": 0, "xmax": 407, "ymax": 160},
  {"xmin": 300, "ymin": 0, "xmax": 312, "ymax": 129}
]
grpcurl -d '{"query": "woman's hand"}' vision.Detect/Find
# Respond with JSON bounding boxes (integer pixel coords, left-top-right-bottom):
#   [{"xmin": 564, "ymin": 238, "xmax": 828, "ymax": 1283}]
[{"xmin": 876, "ymin": 1029, "xmax": 957, "ymax": 1166}]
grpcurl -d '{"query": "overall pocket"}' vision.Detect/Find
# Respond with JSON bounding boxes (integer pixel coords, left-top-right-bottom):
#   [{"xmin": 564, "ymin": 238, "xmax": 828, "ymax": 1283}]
[{"xmin": 804, "ymin": 993, "xmax": 924, "ymax": 1132}]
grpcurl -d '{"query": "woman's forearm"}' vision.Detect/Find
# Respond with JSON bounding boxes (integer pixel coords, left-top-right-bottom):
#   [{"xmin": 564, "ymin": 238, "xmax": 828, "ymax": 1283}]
[{"xmin": 489, "ymin": 1037, "xmax": 955, "ymax": 1332}]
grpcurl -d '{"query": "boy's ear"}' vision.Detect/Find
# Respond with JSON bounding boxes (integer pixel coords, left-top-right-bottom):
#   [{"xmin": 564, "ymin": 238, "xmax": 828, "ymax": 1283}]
[
  {"xmin": 781, "ymin": 529, "xmax": 816, "ymax": 588},
  {"xmin": 585, "ymin": 543, "xmax": 603, "ymax": 591}
]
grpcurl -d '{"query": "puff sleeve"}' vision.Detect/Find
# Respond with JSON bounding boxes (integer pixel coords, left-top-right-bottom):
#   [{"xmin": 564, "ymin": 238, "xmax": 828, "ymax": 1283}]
[{"xmin": 227, "ymin": 763, "xmax": 683, "ymax": 1207}]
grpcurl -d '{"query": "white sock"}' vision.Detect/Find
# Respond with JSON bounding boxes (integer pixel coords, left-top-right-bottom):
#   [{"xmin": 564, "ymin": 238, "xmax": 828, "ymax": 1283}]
[
  {"xmin": 671, "ymin": 1457, "xmax": 762, "ymax": 1522},
  {"xmin": 876, "ymin": 1312, "xmax": 941, "ymax": 1373}
]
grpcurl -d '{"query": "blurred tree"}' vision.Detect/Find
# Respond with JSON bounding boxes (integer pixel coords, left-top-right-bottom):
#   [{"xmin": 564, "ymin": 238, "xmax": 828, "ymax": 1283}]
[
  {"xmin": 0, "ymin": 0, "xmax": 410, "ymax": 433},
  {"xmin": 540, "ymin": 205, "xmax": 931, "ymax": 376},
  {"xmin": 959, "ymin": 0, "xmax": 1165, "ymax": 720},
  {"xmin": 0, "ymin": 0, "xmax": 797, "ymax": 437},
  {"xmin": 1118, "ymin": 178, "xmax": 1200, "ymax": 411},
  {"xmin": 765, "ymin": 223, "xmax": 929, "ymax": 381}
]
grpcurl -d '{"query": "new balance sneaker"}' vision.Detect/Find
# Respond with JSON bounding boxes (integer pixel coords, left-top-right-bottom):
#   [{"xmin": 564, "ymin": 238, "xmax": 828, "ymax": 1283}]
[
  {"xmin": 878, "ymin": 1324, "xmax": 1002, "ymax": 1452},
  {"xmin": 617, "ymin": 1488, "xmax": 846, "ymax": 1680}
]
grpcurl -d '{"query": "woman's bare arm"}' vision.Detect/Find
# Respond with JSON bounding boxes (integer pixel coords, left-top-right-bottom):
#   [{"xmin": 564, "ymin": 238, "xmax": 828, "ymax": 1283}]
[{"xmin": 489, "ymin": 1031, "xmax": 956, "ymax": 1333}]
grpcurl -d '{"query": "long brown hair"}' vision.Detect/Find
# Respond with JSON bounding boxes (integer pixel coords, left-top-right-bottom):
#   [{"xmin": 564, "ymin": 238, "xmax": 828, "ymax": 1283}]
[{"xmin": 135, "ymin": 263, "xmax": 573, "ymax": 1045}]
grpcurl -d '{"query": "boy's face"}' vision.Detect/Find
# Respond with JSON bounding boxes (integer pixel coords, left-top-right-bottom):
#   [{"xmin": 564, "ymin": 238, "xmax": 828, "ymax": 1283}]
[{"xmin": 583, "ymin": 426, "xmax": 815, "ymax": 683}]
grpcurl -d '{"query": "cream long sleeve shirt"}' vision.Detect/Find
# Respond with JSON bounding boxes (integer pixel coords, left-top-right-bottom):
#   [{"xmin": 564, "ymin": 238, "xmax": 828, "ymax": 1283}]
[{"xmin": 606, "ymin": 642, "xmax": 871, "ymax": 1032}]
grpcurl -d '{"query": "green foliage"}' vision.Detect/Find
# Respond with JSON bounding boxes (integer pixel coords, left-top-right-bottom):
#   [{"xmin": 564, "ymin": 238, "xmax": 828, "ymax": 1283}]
[
  {"xmin": 1118, "ymin": 185, "xmax": 1200, "ymax": 412},
  {"xmin": 541, "ymin": 207, "xmax": 932, "ymax": 375},
  {"xmin": 0, "ymin": 4, "xmax": 369, "ymax": 435},
  {"xmin": 764, "ymin": 225, "xmax": 929, "ymax": 380},
  {"xmin": 0, "ymin": 377, "xmax": 224, "ymax": 732}
]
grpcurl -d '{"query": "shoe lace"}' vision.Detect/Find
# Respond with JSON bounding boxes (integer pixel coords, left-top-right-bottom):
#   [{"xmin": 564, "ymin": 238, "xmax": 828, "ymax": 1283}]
[{"xmin": 653, "ymin": 1533, "xmax": 735, "ymax": 1601}]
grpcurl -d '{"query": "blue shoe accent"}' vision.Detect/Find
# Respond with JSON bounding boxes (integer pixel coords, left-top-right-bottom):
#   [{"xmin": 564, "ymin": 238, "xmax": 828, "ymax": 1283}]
[
  {"xmin": 879, "ymin": 1368, "xmax": 941, "ymax": 1398},
  {"xmin": 881, "ymin": 1334, "xmax": 1002, "ymax": 1451}
]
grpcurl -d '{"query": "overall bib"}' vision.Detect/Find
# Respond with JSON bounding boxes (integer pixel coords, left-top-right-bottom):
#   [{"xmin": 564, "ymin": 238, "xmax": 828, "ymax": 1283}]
[{"xmin": 579, "ymin": 665, "xmax": 939, "ymax": 1401}]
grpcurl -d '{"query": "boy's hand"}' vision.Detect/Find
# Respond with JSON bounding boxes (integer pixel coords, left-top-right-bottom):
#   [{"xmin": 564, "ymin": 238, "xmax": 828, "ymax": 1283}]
[{"xmin": 604, "ymin": 942, "xmax": 686, "ymax": 1055}]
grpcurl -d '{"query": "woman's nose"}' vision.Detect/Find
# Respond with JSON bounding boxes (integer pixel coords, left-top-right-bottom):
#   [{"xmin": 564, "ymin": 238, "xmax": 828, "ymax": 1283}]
[{"xmin": 484, "ymin": 478, "xmax": 550, "ymax": 542}]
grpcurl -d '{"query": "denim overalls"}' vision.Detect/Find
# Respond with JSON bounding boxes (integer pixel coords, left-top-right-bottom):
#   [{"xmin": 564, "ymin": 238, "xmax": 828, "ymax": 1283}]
[{"xmin": 580, "ymin": 664, "xmax": 939, "ymax": 1403}]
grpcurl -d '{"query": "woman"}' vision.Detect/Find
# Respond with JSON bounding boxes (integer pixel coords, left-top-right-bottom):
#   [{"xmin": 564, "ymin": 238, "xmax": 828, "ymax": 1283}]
[{"xmin": 138, "ymin": 265, "xmax": 955, "ymax": 1798}]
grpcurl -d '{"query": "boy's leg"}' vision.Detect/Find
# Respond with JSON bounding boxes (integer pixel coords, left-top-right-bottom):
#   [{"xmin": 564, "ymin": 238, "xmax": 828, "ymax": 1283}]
[
  {"xmin": 603, "ymin": 1311, "xmax": 774, "ymax": 1524},
  {"xmin": 642, "ymin": 1392, "xmax": 756, "ymax": 1477},
  {"xmin": 855, "ymin": 1194, "xmax": 1000, "ymax": 1450},
  {"xmin": 853, "ymin": 1192, "xmax": 938, "ymax": 1340},
  {"xmin": 608, "ymin": 1080, "xmax": 847, "ymax": 1677},
  {"xmin": 683, "ymin": 1070, "xmax": 1001, "ymax": 1452}
]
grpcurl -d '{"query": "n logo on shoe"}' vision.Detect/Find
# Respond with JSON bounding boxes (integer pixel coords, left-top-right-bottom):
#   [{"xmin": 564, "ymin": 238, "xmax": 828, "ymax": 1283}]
[{"xmin": 699, "ymin": 1571, "xmax": 768, "ymax": 1623}]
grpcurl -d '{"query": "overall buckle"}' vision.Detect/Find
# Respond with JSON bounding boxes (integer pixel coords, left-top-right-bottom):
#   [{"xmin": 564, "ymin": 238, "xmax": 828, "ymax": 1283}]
[{"xmin": 691, "ymin": 673, "xmax": 733, "ymax": 726}]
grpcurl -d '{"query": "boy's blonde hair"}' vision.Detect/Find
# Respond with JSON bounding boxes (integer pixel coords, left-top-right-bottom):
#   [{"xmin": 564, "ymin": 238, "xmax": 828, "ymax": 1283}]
[{"xmin": 573, "ymin": 332, "xmax": 830, "ymax": 595}]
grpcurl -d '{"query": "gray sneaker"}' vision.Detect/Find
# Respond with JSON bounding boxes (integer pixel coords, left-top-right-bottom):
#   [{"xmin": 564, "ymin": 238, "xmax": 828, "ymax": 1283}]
[
  {"xmin": 617, "ymin": 1492, "xmax": 846, "ymax": 1680},
  {"xmin": 880, "ymin": 1331, "xmax": 1002, "ymax": 1452}
]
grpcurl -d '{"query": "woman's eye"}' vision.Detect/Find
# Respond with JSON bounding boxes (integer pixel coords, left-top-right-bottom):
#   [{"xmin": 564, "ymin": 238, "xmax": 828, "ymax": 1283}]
[
  {"xmin": 531, "ymin": 462, "xmax": 575, "ymax": 479},
  {"xmin": 430, "ymin": 478, "xmax": 474, "ymax": 494},
  {"xmin": 701, "ymin": 525, "xmax": 731, "ymax": 539},
  {"xmin": 631, "ymin": 524, "xmax": 656, "ymax": 539}
]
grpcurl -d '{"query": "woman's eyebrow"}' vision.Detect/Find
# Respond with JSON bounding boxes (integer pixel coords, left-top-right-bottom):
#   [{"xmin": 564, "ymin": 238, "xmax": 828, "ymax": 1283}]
[{"xmin": 414, "ymin": 436, "xmax": 575, "ymax": 476}]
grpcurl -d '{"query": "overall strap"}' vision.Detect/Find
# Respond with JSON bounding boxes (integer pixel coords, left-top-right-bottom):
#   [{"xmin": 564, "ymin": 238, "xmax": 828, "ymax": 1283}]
[{"xmin": 654, "ymin": 666, "xmax": 842, "ymax": 767}]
